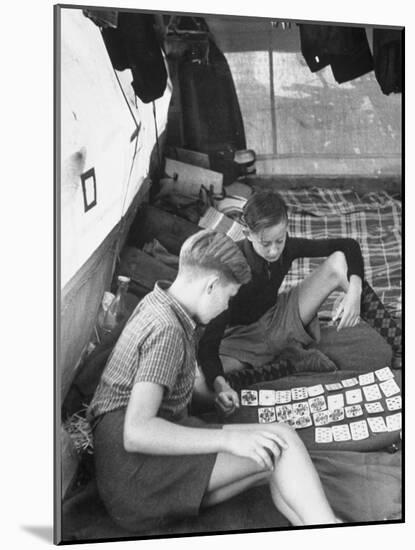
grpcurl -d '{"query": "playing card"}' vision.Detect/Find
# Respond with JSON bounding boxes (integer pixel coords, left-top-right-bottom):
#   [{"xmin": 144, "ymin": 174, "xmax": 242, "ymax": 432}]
[
  {"xmin": 386, "ymin": 413, "xmax": 402, "ymax": 432},
  {"xmin": 294, "ymin": 414, "xmax": 313, "ymax": 429},
  {"xmin": 241, "ymin": 389, "xmax": 258, "ymax": 406},
  {"xmin": 386, "ymin": 395, "xmax": 402, "ymax": 411},
  {"xmin": 327, "ymin": 393, "xmax": 345, "ymax": 410},
  {"xmin": 358, "ymin": 372, "xmax": 375, "ymax": 386},
  {"xmin": 259, "ymin": 389, "xmax": 277, "ymax": 406},
  {"xmin": 342, "ymin": 377, "xmax": 359, "ymax": 388},
  {"xmin": 375, "ymin": 366, "xmax": 394, "ymax": 382},
  {"xmin": 365, "ymin": 401, "xmax": 384, "ymax": 414},
  {"xmin": 275, "ymin": 404, "xmax": 293, "ymax": 423},
  {"xmin": 307, "ymin": 384, "xmax": 325, "ymax": 397},
  {"xmin": 308, "ymin": 395, "xmax": 327, "ymax": 413},
  {"xmin": 313, "ymin": 411, "xmax": 330, "ymax": 426},
  {"xmin": 380, "ymin": 378, "xmax": 400, "ymax": 398},
  {"xmin": 275, "ymin": 390, "xmax": 292, "ymax": 404},
  {"xmin": 345, "ymin": 388, "xmax": 363, "ymax": 405},
  {"xmin": 325, "ymin": 382, "xmax": 343, "ymax": 392},
  {"xmin": 350, "ymin": 420, "xmax": 369, "ymax": 440},
  {"xmin": 258, "ymin": 407, "xmax": 276, "ymax": 423},
  {"xmin": 345, "ymin": 404, "xmax": 363, "ymax": 418},
  {"xmin": 362, "ymin": 384, "xmax": 382, "ymax": 402},
  {"xmin": 315, "ymin": 427, "xmax": 333, "ymax": 443},
  {"xmin": 291, "ymin": 387, "xmax": 308, "ymax": 401},
  {"xmin": 332, "ymin": 424, "xmax": 352, "ymax": 442},
  {"xmin": 328, "ymin": 408, "xmax": 345, "ymax": 423},
  {"xmin": 292, "ymin": 401, "xmax": 310, "ymax": 416},
  {"xmin": 367, "ymin": 416, "xmax": 388, "ymax": 433}
]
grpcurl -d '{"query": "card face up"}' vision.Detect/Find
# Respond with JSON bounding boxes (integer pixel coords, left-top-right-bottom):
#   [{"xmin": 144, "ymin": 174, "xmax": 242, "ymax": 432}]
[
  {"xmin": 345, "ymin": 404, "xmax": 363, "ymax": 418},
  {"xmin": 292, "ymin": 401, "xmax": 310, "ymax": 416},
  {"xmin": 332, "ymin": 424, "xmax": 351, "ymax": 442},
  {"xmin": 291, "ymin": 387, "xmax": 308, "ymax": 401},
  {"xmin": 363, "ymin": 384, "xmax": 382, "ymax": 402},
  {"xmin": 328, "ymin": 408, "xmax": 345, "ymax": 423},
  {"xmin": 294, "ymin": 414, "xmax": 312, "ymax": 429},
  {"xmin": 380, "ymin": 378, "xmax": 400, "ymax": 398},
  {"xmin": 386, "ymin": 395, "xmax": 402, "ymax": 411},
  {"xmin": 258, "ymin": 407, "xmax": 276, "ymax": 423},
  {"xmin": 327, "ymin": 393, "xmax": 345, "ymax": 410},
  {"xmin": 342, "ymin": 377, "xmax": 359, "ymax": 388},
  {"xmin": 241, "ymin": 390, "xmax": 258, "ymax": 406},
  {"xmin": 359, "ymin": 372, "xmax": 375, "ymax": 386},
  {"xmin": 315, "ymin": 427, "xmax": 333, "ymax": 443},
  {"xmin": 325, "ymin": 382, "xmax": 343, "ymax": 392},
  {"xmin": 259, "ymin": 390, "xmax": 276, "ymax": 406},
  {"xmin": 365, "ymin": 401, "xmax": 384, "ymax": 414},
  {"xmin": 350, "ymin": 420, "xmax": 369, "ymax": 440},
  {"xmin": 307, "ymin": 384, "xmax": 325, "ymax": 397},
  {"xmin": 308, "ymin": 395, "xmax": 327, "ymax": 413},
  {"xmin": 275, "ymin": 390, "xmax": 291, "ymax": 404},
  {"xmin": 345, "ymin": 388, "xmax": 363, "ymax": 405},
  {"xmin": 275, "ymin": 404, "xmax": 293, "ymax": 423},
  {"xmin": 375, "ymin": 366, "xmax": 394, "ymax": 382},
  {"xmin": 386, "ymin": 413, "xmax": 402, "ymax": 432},
  {"xmin": 367, "ymin": 416, "xmax": 388, "ymax": 433},
  {"xmin": 313, "ymin": 411, "xmax": 330, "ymax": 426}
]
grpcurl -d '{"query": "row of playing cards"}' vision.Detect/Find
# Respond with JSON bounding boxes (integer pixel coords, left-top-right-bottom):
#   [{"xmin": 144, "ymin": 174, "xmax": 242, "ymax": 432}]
[
  {"xmin": 242, "ymin": 382, "xmax": 400, "ymax": 411},
  {"xmin": 315, "ymin": 413, "xmax": 402, "ymax": 443},
  {"xmin": 240, "ymin": 367, "xmax": 397, "ymax": 407}
]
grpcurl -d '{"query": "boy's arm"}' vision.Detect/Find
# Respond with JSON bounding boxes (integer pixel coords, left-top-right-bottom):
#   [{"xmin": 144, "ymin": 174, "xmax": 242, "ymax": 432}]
[
  {"xmin": 197, "ymin": 310, "xmax": 229, "ymax": 389},
  {"xmin": 288, "ymin": 236, "xmax": 363, "ymax": 328},
  {"xmin": 197, "ymin": 310, "xmax": 240, "ymax": 414},
  {"xmin": 287, "ymin": 236, "xmax": 364, "ymax": 281},
  {"xmin": 123, "ymin": 381, "xmax": 286, "ymax": 469}
]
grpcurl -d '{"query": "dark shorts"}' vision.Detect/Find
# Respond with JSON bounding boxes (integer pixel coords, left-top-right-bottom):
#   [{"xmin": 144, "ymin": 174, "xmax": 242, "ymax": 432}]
[
  {"xmin": 93, "ymin": 409, "xmax": 222, "ymax": 532},
  {"xmin": 220, "ymin": 285, "xmax": 320, "ymax": 367}
]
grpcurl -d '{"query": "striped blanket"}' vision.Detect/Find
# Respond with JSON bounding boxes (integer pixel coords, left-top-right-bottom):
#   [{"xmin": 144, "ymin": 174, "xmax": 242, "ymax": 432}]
[{"xmin": 199, "ymin": 187, "xmax": 402, "ymax": 317}]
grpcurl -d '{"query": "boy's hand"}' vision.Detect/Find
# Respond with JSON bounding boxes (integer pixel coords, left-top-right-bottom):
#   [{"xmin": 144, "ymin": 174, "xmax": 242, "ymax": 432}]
[
  {"xmin": 333, "ymin": 276, "xmax": 362, "ymax": 331},
  {"xmin": 226, "ymin": 429, "xmax": 288, "ymax": 470},
  {"xmin": 213, "ymin": 376, "xmax": 240, "ymax": 415}
]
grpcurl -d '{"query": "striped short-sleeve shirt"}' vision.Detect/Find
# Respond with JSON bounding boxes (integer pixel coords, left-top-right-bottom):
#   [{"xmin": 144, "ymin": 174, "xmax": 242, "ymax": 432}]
[{"xmin": 88, "ymin": 281, "xmax": 198, "ymax": 423}]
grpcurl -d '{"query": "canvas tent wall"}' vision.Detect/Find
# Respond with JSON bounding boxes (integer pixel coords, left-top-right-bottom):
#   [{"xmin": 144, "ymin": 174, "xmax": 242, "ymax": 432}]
[{"xmin": 59, "ymin": 7, "xmax": 171, "ymax": 398}]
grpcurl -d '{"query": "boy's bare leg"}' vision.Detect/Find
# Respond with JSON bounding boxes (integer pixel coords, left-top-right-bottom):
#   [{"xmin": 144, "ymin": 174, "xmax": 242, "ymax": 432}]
[
  {"xmin": 204, "ymin": 423, "xmax": 337, "ymax": 526},
  {"xmin": 298, "ymin": 251, "xmax": 349, "ymax": 326}
]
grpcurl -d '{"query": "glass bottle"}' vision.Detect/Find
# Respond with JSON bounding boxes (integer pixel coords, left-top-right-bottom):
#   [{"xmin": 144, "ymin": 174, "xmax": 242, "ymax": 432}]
[{"xmin": 101, "ymin": 276, "xmax": 131, "ymax": 334}]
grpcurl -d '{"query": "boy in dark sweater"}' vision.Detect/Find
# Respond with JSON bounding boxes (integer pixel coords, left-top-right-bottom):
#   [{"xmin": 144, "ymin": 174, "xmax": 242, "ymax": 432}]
[{"xmin": 197, "ymin": 190, "xmax": 381, "ymax": 415}]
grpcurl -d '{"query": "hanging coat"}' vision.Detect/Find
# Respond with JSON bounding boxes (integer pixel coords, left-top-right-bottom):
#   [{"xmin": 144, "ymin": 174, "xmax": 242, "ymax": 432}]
[
  {"xmin": 101, "ymin": 12, "xmax": 167, "ymax": 103},
  {"xmin": 372, "ymin": 28, "xmax": 403, "ymax": 95},
  {"xmin": 299, "ymin": 24, "xmax": 373, "ymax": 84}
]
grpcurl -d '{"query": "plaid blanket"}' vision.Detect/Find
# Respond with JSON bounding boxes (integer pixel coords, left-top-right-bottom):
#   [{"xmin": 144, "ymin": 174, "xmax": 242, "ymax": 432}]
[{"xmin": 199, "ymin": 187, "xmax": 402, "ymax": 317}]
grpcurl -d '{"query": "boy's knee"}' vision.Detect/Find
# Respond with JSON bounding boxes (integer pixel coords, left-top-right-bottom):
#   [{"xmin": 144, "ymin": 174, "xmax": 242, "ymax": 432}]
[
  {"xmin": 274, "ymin": 422, "xmax": 302, "ymax": 446},
  {"xmin": 326, "ymin": 251, "xmax": 347, "ymax": 283}
]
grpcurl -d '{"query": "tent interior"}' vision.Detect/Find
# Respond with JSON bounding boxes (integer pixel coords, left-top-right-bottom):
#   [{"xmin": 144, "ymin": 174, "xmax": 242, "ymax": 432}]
[{"xmin": 57, "ymin": 6, "xmax": 402, "ymax": 543}]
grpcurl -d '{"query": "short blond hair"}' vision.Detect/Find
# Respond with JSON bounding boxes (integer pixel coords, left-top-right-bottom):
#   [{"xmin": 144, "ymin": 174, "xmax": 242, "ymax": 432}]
[{"xmin": 179, "ymin": 230, "xmax": 251, "ymax": 285}]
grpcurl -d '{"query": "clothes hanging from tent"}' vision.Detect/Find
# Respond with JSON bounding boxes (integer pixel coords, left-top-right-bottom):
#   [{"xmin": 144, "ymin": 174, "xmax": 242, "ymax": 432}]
[
  {"xmin": 299, "ymin": 24, "xmax": 373, "ymax": 84},
  {"xmin": 372, "ymin": 28, "xmax": 403, "ymax": 95},
  {"xmin": 177, "ymin": 35, "xmax": 246, "ymax": 154},
  {"xmin": 101, "ymin": 12, "xmax": 167, "ymax": 103}
]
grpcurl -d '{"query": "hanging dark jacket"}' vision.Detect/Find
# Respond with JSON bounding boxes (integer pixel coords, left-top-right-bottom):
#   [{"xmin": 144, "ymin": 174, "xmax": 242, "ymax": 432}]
[
  {"xmin": 299, "ymin": 24, "xmax": 373, "ymax": 84},
  {"xmin": 101, "ymin": 12, "xmax": 167, "ymax": 103},
  {"xmin": 372, "ymin": 28, "xmax": 403, "ymax": 95}
]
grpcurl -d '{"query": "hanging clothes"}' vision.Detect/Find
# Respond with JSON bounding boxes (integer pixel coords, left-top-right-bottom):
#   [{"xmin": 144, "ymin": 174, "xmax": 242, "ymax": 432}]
[
  {"xmin": 177, "ymin": 34, "xmax": 246, "ymax": 155},
  {"xmin": 372, "ymin": 28, "xmax": 403, "ymax": 95},
  {"xmin": 299, "ymin": 24, "xmax": 373, "ymax": 84},
  {"xmin": 100, "ymin": 12, "xmax": 167, "ymax": 103}
]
